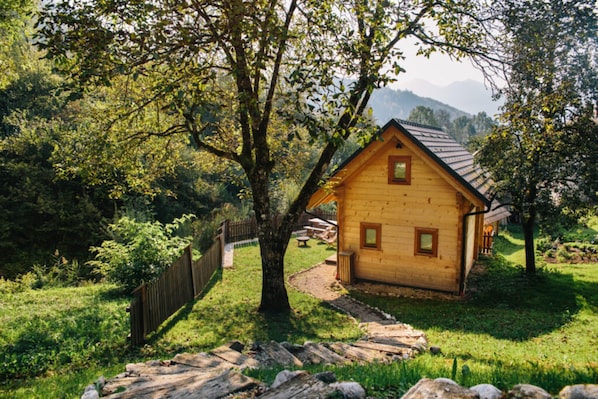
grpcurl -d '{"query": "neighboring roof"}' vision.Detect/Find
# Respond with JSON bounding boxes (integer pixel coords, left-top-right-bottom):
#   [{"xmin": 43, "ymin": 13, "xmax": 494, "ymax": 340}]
[
  {"xmin": 314, "ymin": 119, "xmax": 495, "ymax": 208},
  {"xmin": 484, "ymin": 205, "xmax": 512, "ymax": 224}
]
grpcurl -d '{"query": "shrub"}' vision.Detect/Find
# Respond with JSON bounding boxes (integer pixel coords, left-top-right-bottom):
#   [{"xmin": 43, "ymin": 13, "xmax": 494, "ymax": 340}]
[
  {"xmin": 535, "ymin": 237, "xmax": 553, "ymax": 255},
  {"xmin": 88, "ymin": 215, "xmax": 194, "ymax": 292},
  {"xmin": 556, "ymin": 246, "xmax": 572, "ymax": 263}
]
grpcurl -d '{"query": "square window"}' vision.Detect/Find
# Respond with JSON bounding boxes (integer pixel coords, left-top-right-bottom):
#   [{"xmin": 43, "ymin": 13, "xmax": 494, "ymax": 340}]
[
  {"xmin": 388, "ymin": 156, "xmax": 411, "ymax": 185},
  {"xmin": 361, "ymin": 223, "xmax": 381, "ymax": 250},
  {"xmin": 415, "ymin": 227, "xmax": 438, "ymax": 257}
]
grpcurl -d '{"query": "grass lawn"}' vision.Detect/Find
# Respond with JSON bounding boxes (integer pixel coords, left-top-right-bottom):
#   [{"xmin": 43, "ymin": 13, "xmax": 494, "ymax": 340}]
[
  {"xmin": 1, "ymin": 227, "xmax": 597, "ymax": 398},
  {"xmin": 350, "ymin": 225, "xmax": 598, "ymax": 395},
  {"xmin": 0, "ymin": 240, "xmax": 360, "ymax": 398}
]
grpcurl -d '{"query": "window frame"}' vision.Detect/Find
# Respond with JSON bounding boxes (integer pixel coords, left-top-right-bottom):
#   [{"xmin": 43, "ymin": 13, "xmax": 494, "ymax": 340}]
[
  {"xmin": 414, "ymin": 227, "xmax": 438, "ymax": 257},
  {"xmin": 360, "ymin": 222, "xmax": 382, "ymax": 250},
  {"xmin": 388, "ymin": 155, "xmax": 412, "ymax": 185}
]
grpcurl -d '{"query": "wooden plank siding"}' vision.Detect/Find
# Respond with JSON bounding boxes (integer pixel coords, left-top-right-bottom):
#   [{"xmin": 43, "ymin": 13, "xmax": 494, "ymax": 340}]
[
  {"xmin": 310, "ymin": 120, "xmax": 491, "ymax": 294},
  {"xmin": 337, "ymin": 137, "xmax": 468, "ymax": 292}
]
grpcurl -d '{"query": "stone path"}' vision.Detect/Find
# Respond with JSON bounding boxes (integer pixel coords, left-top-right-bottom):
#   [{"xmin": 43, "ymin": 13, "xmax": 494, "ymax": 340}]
[{"xmin": 84, "ymin": 260, "xmax": 428, "ymax": 399}]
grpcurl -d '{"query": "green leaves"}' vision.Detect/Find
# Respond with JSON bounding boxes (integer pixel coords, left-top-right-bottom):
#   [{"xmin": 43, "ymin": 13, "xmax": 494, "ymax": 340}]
[{"xmin": 88, "ymin": 215, "xmax": 193, "ymax": 292}]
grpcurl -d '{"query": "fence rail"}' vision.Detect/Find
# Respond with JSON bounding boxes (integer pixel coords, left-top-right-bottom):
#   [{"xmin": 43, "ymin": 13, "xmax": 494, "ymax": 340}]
[{"xmin": 128, "ymin": 237, "xmax": 222, "ymax": 346}]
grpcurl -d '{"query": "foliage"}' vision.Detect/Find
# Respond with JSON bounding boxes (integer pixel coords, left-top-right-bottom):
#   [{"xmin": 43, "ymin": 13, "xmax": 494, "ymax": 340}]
[
  {"xmin": 88, "ymin": 215, "xmax": 194, "ymax": 292},
  {"xmin": 0, "ymin": 284, "xmax": 130, "ymax": 386},
  {"xmin": 407, "ymin": 106, "xmax": 496, "ymax": 145},
  {"xmin": 0, "ymin": 115, "xmax": 115, "ymax": 278},
  {"xmin": 36, "ymin": 0, "xmax": 497, "ymax": 313},
  {"xmin": 476, "ymin": 0, "xmax": 598, "ymax": 273}
]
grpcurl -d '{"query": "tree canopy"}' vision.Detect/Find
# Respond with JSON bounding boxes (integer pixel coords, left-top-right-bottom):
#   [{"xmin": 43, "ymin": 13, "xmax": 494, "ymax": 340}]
[
  {"xmin": 476, "ymin": 0, "xmax": 598, "ymax": 273},
  {"xmin": 37, "ymin": 0, "xmax": 498, "ymax": 312}
]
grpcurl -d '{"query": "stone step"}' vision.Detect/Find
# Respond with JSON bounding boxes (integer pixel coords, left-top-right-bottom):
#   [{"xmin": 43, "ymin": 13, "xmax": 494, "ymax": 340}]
[
  {"xmin": 258, "ymin": 371, "xmax": 335, "ymax": 399},
  {"xmin": 252, "ymin": 341, "xmax": 304, "ymax": 368},
  {"xmin": 102, "ymin": 362, "xmax": 259, "ymax": 398},
  {"xmin": 327, "ymin": 342, "xmax": 389, "ymax": 364},
  {"xmin": 210, "ymin": 343, "xmax": 260, "ymax": 369},
  {"xmin": 292, "ymin": 342, "xmax": 349, "ymax": 365}
]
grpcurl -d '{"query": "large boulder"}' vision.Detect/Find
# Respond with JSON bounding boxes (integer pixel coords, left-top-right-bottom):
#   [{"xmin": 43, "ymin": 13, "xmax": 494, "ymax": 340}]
[
  {"xmin": 507, "ymin": 384, "xmax": 551, "ymax": 399},
  {"xmin": 560, "ymin": 384, "xmax": 598, "ymax": 399},
  {"xmin": 401, "ymin": 378, "xmax": 479, "ymax": 399}
]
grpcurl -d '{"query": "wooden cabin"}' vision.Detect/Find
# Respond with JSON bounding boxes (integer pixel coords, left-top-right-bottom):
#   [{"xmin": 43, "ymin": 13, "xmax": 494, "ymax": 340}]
[{"xmin": 308, "ymin": 119, "xmax": 505, "ymax": 294}]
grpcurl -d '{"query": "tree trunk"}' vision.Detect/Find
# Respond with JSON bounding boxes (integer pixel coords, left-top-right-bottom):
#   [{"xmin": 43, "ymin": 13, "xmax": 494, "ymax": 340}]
[
  {"xmin": 521, "ymin": 207, "xmax": 537, "ymax": 274},
  {"xmin": 250, "ymin": 167, "xmax": 293, "ymax": 313},
  {"xmin": 257, "ymin": 229, "xmax": 291, "ymax": 313}
]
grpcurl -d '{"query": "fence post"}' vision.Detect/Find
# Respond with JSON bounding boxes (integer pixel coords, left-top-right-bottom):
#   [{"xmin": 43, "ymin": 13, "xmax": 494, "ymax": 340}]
[{"xmin": 186, "ymin": 245, "xmax": 196, "ymax": 297}]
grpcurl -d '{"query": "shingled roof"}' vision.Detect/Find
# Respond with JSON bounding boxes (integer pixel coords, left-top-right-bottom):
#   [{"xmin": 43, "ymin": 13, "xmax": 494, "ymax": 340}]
[
  {"xmin": 386, "ymin": 119, "xmax": 494, "ymax": 206},
  {"xmin": 327, "ymin": 119, "xmax": 494, "ymax": 207}
]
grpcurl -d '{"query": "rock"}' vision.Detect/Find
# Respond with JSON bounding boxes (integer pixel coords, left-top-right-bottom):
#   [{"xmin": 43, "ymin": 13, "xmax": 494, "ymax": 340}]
[
  {"xmin": 271, "ymin": 370, "xmax": 306, "ymax": 389},
  {"xmin": 430, "ymin": 346, "xmax": 442, "ymax": 354},
  {"xmin": 81, "ymin": 386, "xmax": 99, "ymax": 399},
  {"xmin": 260, "ymin": 371, "xmax": 335, "ymax": 398},
  {"xmin": 95, "ymin": 376, "xmax": 106, "ymax": 390},
  {"xmin": 402, "ymin": 378, "xmax": 479, "ymax": 399},
  {"xmin": 330, "ymin": 381, "xmax": 366, "ymax": 399},
  {"xmin": 435, "ymin": 377, "xmax": 459, "ymax": 386},
  {"xmin": 470, "ymin": 383, "xmax": 503, "ymax": 399},
  {"xmin": 560, "ymin": 384, "xmax": 598, "ymax": 399},
  {"xmin": 508, "ymin": 384, "xmax": 551, "ymax": 399}
]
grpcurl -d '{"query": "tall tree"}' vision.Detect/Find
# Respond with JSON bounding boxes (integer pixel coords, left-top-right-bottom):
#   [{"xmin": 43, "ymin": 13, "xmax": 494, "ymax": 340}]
[
  {"xmin": 37, "ymin": 0, "xmax": 496, "ymax": 312},
  {"xmin": 476, "ymin": 0, "xmax": 598, "ymax": 274}
]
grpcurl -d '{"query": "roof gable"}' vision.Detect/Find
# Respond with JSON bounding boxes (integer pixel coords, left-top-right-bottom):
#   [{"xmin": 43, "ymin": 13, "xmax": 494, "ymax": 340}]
[{"xmin": 309, "ymin": 119, "xmax": 493, "ymax": 208}]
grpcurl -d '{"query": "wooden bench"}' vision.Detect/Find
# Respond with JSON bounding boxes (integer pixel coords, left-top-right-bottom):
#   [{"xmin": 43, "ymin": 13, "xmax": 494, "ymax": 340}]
[{"xmin": 296, "ymin": 236, "xmax": 310, "ymax": 247}]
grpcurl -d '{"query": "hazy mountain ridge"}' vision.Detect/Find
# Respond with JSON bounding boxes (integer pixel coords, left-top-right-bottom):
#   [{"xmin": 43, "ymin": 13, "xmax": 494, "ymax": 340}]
[{"xmin": 369, "ymin": 79, "xmax": 501, "ymax": 125}]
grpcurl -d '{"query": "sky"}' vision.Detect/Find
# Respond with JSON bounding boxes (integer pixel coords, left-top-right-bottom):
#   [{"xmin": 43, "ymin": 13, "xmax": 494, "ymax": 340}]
[{"xmin": 391, "ymin": 46, "xmax": 486, "ymax": 88}]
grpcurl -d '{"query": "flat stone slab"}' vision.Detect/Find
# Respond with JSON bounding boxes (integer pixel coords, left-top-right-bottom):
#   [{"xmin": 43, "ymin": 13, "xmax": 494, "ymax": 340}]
[
  {"xmin": 210, "ymin": 345, "xmax": 260, "ymax": 369},
  {"xmin": 293, "ymin": 342, "xmax": 349, "ymax": 365},
  {"xmin": 254, "ymin": 341, "xmax": 304, "ymax": 368},
  {"xmin": 102, "ymin": 362, "xmax": 259, "ymax": 398},
  {"xmin": 328, "ymin": 342, "xmax": 389, "ymax": 364},
  {"xmin": 172, "ymin": 352, "xmax": 236, "ymax": 370},
  {"xmin": 258, "ymin": 371, "xmax": 336, "ymax": 399}
]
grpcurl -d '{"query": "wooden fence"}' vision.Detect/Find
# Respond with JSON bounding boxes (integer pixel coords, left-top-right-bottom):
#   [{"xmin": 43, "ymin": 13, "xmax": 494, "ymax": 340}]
[
  {"xmin": 128, "ymin": 237, "xmax": 222, "ymax": 346},
  {"xmin": 481, "ymin": 232, "xmax": 494, "ymax": 255},
  {"xmin": 224, "ymin": 210, "xmax": 337, "ymax": 244},
  {"xmin": 128, "ymin": 209, "xmax": 335, "ymax": 346}
]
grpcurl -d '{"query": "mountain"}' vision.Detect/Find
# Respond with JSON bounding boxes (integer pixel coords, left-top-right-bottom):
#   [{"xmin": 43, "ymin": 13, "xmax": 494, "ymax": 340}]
[
  {"xmin": 368, "ymin": 86, "xmax": 471, "ymax": 124},
  {"xmin": 400, "ymin": 79, "xmax": 501, "ymax": 117}
]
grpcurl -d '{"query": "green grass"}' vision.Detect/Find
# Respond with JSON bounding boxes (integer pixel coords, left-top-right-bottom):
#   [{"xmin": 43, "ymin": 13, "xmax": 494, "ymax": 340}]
[
  {"xmin": 2, "ymin": 228, "xmax": 598, "ymax": 398},
  {"xmin": 350, "ymin": 228, "xmax": 598, "ymax": 395},
  {"xmin": 0, "ymin": 284, "xmax": 132, "ymax": 398},
  {"xmin": 0, "ymin": 240, "xmax": 358, "ymax": 398},
  {"xmin": 142, "ymin": 241, "xmax": 360, "ymax": 355}
]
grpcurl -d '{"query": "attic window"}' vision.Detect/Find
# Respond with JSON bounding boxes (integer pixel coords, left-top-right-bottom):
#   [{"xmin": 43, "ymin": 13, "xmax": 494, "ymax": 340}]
[
  {"xmin": 360, "ymin": 222, "xmax": 381, "ymax": 250},
  {"xmin": 415, "ymin": 227, "xmax": 438, "ymax": 257},
  {"xmin": 388, "ymin": 156, "xmax": 411, "ymax": 185}
]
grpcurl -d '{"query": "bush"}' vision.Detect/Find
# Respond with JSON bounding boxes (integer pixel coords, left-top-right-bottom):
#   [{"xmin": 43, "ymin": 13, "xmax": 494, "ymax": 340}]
[
  {"xmin": 88, "ymin": 215, "xmax": 194, "ymax": 292},
  {"xmin": 535, "ymin": 237, "xmax": 553, "ymax": 255}
]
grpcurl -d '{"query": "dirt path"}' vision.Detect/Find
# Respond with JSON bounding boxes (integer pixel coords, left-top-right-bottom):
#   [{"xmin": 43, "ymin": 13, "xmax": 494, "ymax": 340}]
[{"xmin": 288, "ymin": 263, "xmax": 393, "ymax": 323}]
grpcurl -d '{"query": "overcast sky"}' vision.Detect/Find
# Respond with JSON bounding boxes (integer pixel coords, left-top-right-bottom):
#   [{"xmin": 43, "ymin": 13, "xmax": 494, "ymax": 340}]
[{"xmin": 390, "ymin": 40, "xmax": 486, "ymax": 87}]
